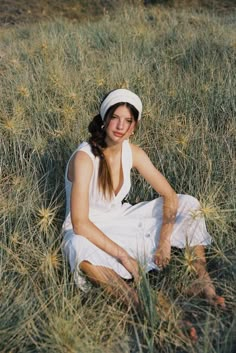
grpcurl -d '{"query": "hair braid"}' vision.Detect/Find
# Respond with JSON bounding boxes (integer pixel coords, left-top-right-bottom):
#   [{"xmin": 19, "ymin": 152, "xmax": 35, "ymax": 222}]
[
  {"xmin": 88, "ymin": 114, "xmax": 106, "ymax": 158},
  {"xmin": 88, "ymin": 114, "xmax": 113, "ymax": 199}
]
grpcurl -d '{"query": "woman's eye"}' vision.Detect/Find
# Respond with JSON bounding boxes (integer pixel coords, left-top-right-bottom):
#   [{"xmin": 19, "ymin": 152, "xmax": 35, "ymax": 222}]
[{"xmin": 127, "ymin": 119, "xmax": 133, "ymax": 123}]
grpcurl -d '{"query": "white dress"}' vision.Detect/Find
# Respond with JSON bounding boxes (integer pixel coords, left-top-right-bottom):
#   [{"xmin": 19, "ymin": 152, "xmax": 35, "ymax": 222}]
[{"xmin": 62, "ymin": 140, "xmax": 211, "ymax": 291}]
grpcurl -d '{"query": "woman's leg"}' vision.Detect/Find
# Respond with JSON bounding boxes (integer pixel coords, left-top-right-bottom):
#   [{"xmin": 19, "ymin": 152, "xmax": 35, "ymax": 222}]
[
  {"xmin": 80, "ymin": 261, "xmax": 139, "ymax": 308},
  {"xmin": 162, "ymin": 195, "xmax": 225, "ymax": 307},
  {"xmin": 188, "ymin": 245, "xmax": 225, "ymax": 308},
  {"xmin": 80, "ymin": 261, "xmax": 198, "ymax": 341}
]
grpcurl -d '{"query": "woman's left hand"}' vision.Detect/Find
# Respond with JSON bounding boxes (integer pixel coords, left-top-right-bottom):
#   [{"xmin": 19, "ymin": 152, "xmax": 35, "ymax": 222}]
[{"xmin": 153, "ymin": 239, "xmax": 171, "ymax": 269}]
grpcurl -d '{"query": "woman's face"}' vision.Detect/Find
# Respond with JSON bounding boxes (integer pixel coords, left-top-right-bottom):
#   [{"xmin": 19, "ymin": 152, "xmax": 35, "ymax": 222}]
[{"xmin": 105, "ymin": 105, "xmax": 136, "ymax": 146}]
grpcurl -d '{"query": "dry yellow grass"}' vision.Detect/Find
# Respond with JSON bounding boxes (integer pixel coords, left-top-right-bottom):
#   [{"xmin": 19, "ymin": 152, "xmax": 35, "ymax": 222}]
[{"xmin": 0, "ymin": 2, "xmax": 235, "ymax": 352}]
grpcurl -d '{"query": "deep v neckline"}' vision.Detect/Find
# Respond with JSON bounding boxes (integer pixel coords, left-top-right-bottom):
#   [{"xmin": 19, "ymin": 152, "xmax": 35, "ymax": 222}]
[{"xmin": 113, "ymin": 141, "xmax": 125, "ymax": 198}]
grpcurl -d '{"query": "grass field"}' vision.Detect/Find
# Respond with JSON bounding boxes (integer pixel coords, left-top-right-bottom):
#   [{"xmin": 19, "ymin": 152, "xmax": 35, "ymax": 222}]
[{"xmin": 0, "ymin": 1, "xmax": 236, "ymax": 352}]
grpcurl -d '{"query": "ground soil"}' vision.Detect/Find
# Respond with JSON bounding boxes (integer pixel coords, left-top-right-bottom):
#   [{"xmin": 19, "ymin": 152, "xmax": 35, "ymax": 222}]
[
  {"xmin": 0, "ymin": 0, "xmax": 235, "ymax": 28},
  {"xmin": 0, "ymin": 0, "xmax": 125, "ymax": 27}
]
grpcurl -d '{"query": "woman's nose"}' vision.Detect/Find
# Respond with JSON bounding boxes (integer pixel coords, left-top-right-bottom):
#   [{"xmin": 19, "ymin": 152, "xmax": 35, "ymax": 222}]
[{"xmin": 117, "ymin": 119, "xmax": 124, "ymax": 130}]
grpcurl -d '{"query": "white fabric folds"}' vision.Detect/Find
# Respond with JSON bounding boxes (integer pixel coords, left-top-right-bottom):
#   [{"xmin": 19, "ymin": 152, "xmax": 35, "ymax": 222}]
[{"xmin": 100, "ymin": 89, "xmax": 143, "ymax": 121}]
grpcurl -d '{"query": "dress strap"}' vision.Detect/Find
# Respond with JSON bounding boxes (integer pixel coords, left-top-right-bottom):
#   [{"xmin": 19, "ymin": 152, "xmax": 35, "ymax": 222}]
[{"xmin": 123, "ymin": 140, "xmax": 133, "ymax": 171}]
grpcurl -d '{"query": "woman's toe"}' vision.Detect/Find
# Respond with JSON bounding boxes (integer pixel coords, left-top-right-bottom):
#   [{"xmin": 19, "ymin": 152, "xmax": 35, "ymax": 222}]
[
  {"xmin": 177, "ymin": 320, "xmax": 198, "ymax": 342},
  {"xmin": 208, "ymin": 295, "xmax": 226, "ymax": 309}
]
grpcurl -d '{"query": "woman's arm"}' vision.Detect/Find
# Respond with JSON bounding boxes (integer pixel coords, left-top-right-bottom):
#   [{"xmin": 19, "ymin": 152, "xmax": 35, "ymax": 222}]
[
  {"xmin": 70, "ymin": 151, "xmax": 139, "ymax": 280},
  {"xmin": 131, "ymin": 144, "xmax": 178, "ymax": 268}
]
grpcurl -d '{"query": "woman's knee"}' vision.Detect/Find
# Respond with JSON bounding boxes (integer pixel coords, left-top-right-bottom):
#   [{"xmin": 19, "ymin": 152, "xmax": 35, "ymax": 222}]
[
  {"xmin": 178, "ymin": 194, "xmax": 201, "ymax": 211},
  {"xmin": 64, "ymin": 235, "xmax": 90, "ymax": 257}
]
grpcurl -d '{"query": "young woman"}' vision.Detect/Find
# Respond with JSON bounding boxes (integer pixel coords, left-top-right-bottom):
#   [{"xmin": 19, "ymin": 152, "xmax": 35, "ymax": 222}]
[{"xmin": 62, "ymin": 88, "xmax": 225, "ymax": 308}]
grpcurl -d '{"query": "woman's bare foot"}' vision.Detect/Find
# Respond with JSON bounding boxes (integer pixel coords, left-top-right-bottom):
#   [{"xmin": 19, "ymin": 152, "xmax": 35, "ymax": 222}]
[
  {"xmin": 203, "ymin": 283, "xmax": 226, "ymax": 309},
  {"xmin": 185, "ymin": 279, "xmax": 226, "ymax": 309},
  {"xmin": 156, "ymin": 291, "xmax": 198, "ymax": 343},
  {"xmin": 185, "ymin": 246, "xmax": 226, "ymax": 309}
]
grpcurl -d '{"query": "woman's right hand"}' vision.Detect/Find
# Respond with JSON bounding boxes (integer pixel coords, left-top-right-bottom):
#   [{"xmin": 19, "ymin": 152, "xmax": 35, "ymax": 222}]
[{"xmin": 119, "ymin": 253, "xmax": 140, "ymax": 282}]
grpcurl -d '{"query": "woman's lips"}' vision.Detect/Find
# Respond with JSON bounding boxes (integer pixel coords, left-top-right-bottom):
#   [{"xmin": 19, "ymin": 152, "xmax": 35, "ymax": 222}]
[{"xmin": 113, "ymin": 132, "xmax": 124, "ymax": 137}]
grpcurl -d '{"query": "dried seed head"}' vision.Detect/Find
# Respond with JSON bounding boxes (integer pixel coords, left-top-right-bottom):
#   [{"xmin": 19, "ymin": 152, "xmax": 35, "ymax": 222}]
[
  {"xmin": 36, "ymin": 206, "xmax": 56, "ymax": 232},
  {"xmin": 41, "ymin": 250, "xmax": 61, "ymax": 274}
]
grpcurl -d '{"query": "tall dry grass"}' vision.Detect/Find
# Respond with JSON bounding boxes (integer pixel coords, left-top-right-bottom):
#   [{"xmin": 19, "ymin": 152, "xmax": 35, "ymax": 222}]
[{"xmin": 0, "ymin": 3, "xmax": 235, "ymax": 352}]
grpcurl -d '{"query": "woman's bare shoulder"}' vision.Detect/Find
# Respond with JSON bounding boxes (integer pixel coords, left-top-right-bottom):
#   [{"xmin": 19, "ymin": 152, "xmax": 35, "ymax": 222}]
[
  {"xmin": 73, "ymin": 150, "xmax": 93, "ymax": 164},
  {"xmin": 68, "ymin": 150, "xmax": 93, "ymax": 182},
  {"xmin": 129, "ymin": 143, "xmax": 149, "ymax": 166},
  {"xmin": 129, "ymin": 142, "xmax": 145, "ymax": 155}
]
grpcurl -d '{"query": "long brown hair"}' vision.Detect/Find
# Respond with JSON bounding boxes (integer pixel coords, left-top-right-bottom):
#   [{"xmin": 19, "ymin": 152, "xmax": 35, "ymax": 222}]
[{"xmin": 88, "ymin": 102, "xmax": 139, "ymax": 199}]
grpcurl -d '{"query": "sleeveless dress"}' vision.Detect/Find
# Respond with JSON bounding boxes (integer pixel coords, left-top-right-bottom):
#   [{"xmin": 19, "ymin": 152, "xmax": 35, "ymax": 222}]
[{"xmin": 62, "ymin": 140, "xmax": 211, "ymax": 291}]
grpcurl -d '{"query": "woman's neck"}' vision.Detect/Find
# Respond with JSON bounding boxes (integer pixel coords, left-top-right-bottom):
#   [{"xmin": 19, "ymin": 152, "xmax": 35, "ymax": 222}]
[{"xmin": 104, "ymin": 141, "xmax": 123, "ymax": 157}]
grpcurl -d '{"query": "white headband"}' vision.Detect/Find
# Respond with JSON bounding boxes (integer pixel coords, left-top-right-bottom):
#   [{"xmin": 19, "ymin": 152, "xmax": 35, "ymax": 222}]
[{"xmin": 100, "ymin": 89, "xmax": 142, "ymax": 121}]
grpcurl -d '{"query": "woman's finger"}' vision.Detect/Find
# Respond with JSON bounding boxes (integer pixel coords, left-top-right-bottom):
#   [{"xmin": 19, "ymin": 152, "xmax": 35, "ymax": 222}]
[
  {"xmin": 164, "ymin": 257, "xmax": 170, "ymax": 265},
  {"xmin": 155, "ymin": 255, "xmax": 170, "ymax": 269}
]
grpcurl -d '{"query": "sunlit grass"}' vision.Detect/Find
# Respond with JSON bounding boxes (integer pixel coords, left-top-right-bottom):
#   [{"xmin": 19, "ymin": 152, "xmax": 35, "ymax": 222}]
[{"xmin": 0, "ymin": 2, "xmax": 235, "ymax": 352}]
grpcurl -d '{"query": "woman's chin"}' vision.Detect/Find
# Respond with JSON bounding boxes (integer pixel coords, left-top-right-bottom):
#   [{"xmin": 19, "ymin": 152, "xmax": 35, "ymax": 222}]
[{"xmin": 105, "ymin": 136, "xmax": 124, "ymax": 146}]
